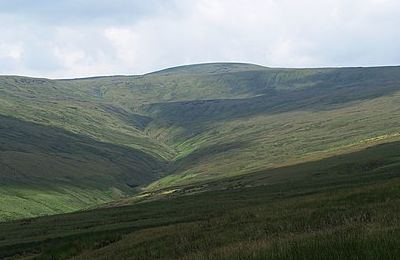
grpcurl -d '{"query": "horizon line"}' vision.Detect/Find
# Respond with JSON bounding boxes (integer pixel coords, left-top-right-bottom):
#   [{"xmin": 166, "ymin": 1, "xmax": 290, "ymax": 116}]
[{"xmin": 1, "ymin": 62, "xmax": 400, "ymax": 80}]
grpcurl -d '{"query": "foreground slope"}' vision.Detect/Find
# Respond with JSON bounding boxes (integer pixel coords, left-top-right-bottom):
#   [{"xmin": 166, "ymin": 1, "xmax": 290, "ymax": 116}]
[
  {"xmin": 0, "ymin": 141, "xmax": 399, "ymax": 259},
  {"xmin": 1, "ymin": 63, "xmax": 400, "ymax": 220}
]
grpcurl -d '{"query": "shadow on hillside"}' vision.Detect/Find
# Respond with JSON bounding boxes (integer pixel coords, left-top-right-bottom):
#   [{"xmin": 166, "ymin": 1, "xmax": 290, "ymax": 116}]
[
  {"xmin": 156, "ymin": 140, "xmax": 400, "ymax": 195},
  {"xmin": 167, "ymin": 140, "xmax": 249, "ymax": 175},
  {"xmin": 0, "ymin": 114, "xmax": 167, "ymax": 187},
  {"xmin": 145, "ymin": 66, "xmax": 400, "ymax": 137}
]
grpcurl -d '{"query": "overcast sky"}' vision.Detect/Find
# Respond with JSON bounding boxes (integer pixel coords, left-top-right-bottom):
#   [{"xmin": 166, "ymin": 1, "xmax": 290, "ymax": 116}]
[{"xmin": 0, "ymin": 0, "xmax": 399, "ymax": 78}]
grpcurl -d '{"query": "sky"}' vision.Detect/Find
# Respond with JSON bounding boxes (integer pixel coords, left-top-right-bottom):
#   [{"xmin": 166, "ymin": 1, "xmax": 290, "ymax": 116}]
[{"xmin": 0, "ymin": 0, "xmax": 399, "ymax": 78}]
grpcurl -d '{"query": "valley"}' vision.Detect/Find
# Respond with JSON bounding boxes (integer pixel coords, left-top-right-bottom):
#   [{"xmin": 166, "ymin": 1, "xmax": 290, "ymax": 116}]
[
  {"xmin": 1, "ymin": 63, "xmax": 399, "ymax": 221},
  {"xmin": 0, "ymin": 63, "xmax": 400, "ymax": 258}
]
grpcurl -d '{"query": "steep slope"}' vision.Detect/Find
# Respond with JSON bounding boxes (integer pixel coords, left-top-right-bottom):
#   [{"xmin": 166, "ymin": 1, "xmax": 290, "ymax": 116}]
[
  {"xmin": 0, "ymin": 115, "xmax": 166, "ymax": 220},
  {"xmin": 1, "ymin": 63, "xmax": 400, "ymax": 220},
  {"xmin": 0, "ymin": 76, "xmax": 172, "ymax": 220},
  {"xmin": 147, "ymin": 89, "xmax": 400, "ymax": 188},
  {"xmin": 143, "ymin": 66, "xmax": 400, "ymax": 188},
  {"xmin": 0, "ymin": 76, "xmax": 174, "ymax": 160}
]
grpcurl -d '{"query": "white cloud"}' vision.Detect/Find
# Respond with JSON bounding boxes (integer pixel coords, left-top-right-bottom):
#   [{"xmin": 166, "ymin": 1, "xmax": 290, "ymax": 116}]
[
  {"xmin": 0, "ymin": 43, "xmax": 23, "ymax": 60},
  {"xmin": 0, "ymin": 0, "xmax": 399, "ymax": 78}
]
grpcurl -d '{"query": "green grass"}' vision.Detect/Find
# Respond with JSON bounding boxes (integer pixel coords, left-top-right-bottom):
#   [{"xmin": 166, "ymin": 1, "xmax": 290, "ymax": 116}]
[
  {"xmin": 0, "ymin": 115, "xmax": 167, "ymax": 221},
  {"xmin": 0, "ymin": 141, "xmax": 399, "ymax": 259},
  {"xmin": 1, "ymin": 63, "xmax": 400, "ymax": 220}
]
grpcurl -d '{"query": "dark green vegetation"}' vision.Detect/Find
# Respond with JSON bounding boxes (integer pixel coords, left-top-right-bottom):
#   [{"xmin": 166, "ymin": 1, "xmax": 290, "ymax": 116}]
[
  {"xmin": 0, "ymin": 141, "xmax": 399, "ymax": 259},
  {"xmin": 1, "ymin": 63, "xmax": 400, "ymax": 222}
]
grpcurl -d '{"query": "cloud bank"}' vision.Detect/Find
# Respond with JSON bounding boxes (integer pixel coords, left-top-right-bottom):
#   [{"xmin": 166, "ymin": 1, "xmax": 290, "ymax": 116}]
[{"xmin": 0, "ymin": 0, "xmax": 399, "ymax": 78}]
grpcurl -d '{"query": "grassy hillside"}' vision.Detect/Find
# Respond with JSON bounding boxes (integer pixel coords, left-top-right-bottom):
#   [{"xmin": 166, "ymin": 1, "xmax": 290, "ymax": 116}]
[
  {"xmin": 0, "ymin": 115, "xmax": 166, "ymax": 221},
  {"xmin": 0, "ymin": 141, "xmax": 399, "ymax": 259},
  {"xmin": 1, "ymin": 63, "xmax": 400, "ymax": 220},
  {"xmin": 144, "ymin": 66, "xmax": 400, "ymax": 188}
]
